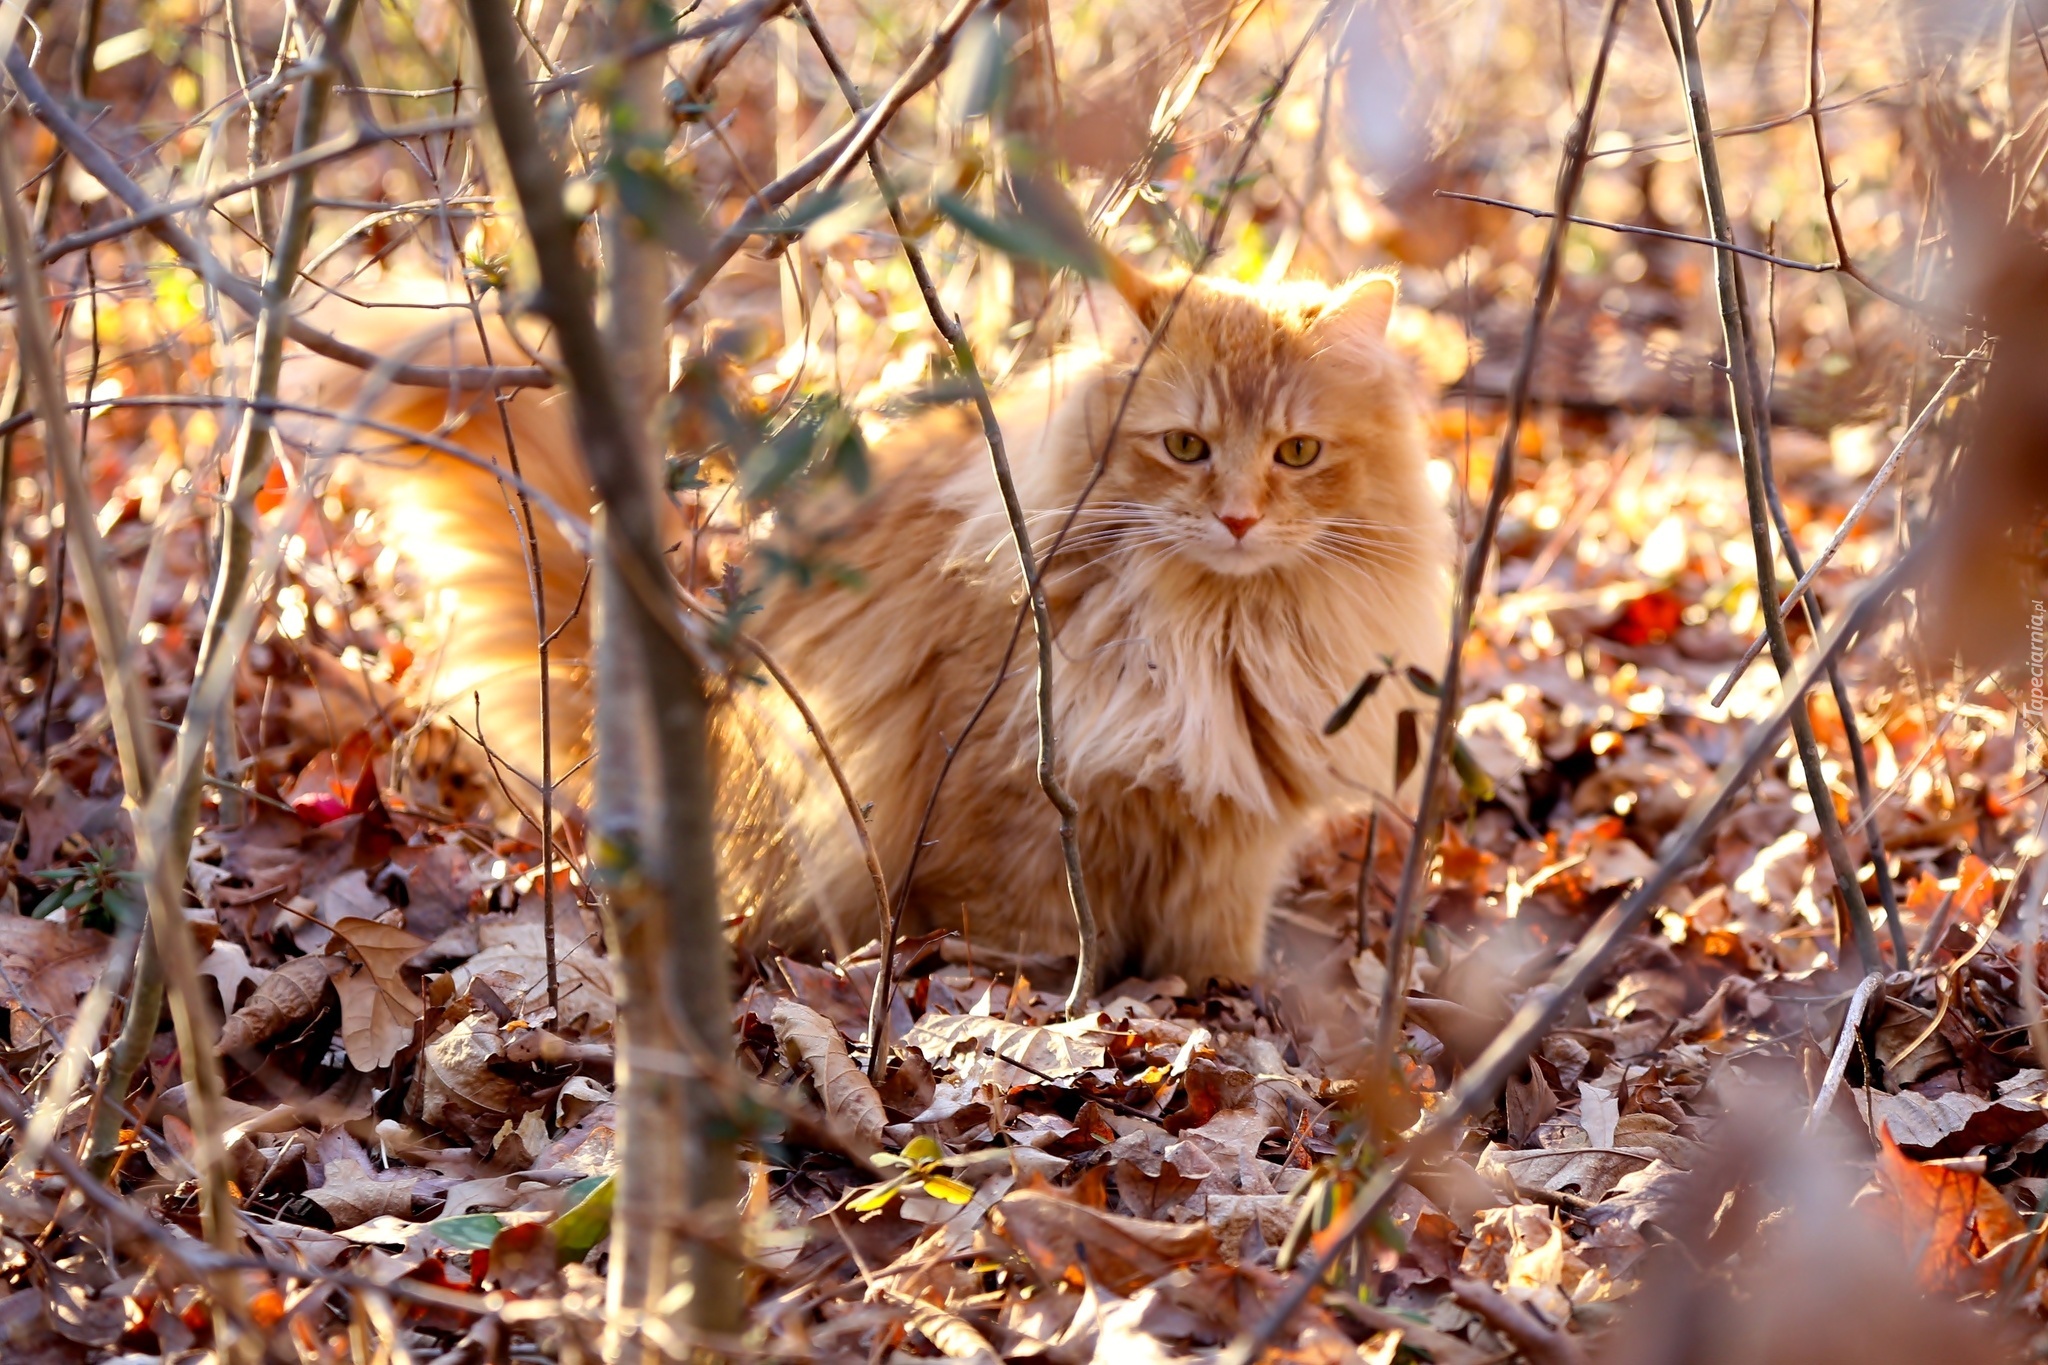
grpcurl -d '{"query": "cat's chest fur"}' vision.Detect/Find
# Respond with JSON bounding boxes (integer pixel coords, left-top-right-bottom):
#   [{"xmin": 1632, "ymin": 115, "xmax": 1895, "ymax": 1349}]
[{"xmin": 1012, "ymin": 552, "xmax": 1430, "ymax": 822}]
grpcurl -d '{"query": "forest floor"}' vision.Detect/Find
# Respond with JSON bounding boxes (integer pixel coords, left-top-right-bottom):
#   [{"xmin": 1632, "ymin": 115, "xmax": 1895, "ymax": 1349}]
[
  {"xmin": 0, "ymin": 0, "xmax": 2040, "ymax": 1359},
  {"xmin": 0, "ymin": 350, "xmax": 2037, "ymax": 1363}
]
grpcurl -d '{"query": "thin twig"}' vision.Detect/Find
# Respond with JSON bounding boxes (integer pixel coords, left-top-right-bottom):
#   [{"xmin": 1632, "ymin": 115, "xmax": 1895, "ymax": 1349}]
[
  {"xmin": 671, "ymin": 581, "xmax": 894, "ymax": 1081},
  {"xmin": 0, "ymin": 1074, "xmax": 496, "ymax": 1317},
  {"xmin": 1731, "ymin": 250, "xmax": 1907, "ymax": 962},
  {"xmin": 27, "ymin": 116, "xmax": 476, "ymax": 269},
  {"xmin": 464, "ymin": 0, "xmax": 739, "ymax": 1337},
  {"xmin": 1220, "ymin": 546, "xmax": 1924, "ymax": 1365},
  {"xmin": 1369, "ymin": 0, "xmax": 1629, "ymax": 1083},
  {"xmin": 1452, "ymin": 1277, "xmax": 1588, "ymax": 1365},
  {"xmin": 1435, "ymin": 189, "xmax": 1833, "ymax": 271},
  {"xmin": 2, "ymin": 51, "xmax": 551, "ymax": 389},
  {"xmin": 1804, "ymin": 0, "xmax": 1941, "ymax": 316},
  {"xmin": 790, "ymin": 0, "xmax": 1097, "ymax": 1013},
  {"xmin": 0, "ymin": 116, "xmax": 254, "ymax": 1339},
  {"xmin": 676, "ymin": 0, "xmax": 794, "ymax": 106},
  {"xmin": 1663, "ymin": 0, "xmax": 1882, "ymax": 971},
  {"xmin": 1585, "ymin": 81, "xmax": 1907, "ymax": 159},
  {"xmin": 1804, "ymin": 970, "xmax": 1886, "ymax": 1133},
  {"xmin": 1709, "ymin": 346, "xmax": 1982, "ymax": 706},
  {"xmin": 664, "ymin": 0, "xmax": 990, "ymax": 319}
]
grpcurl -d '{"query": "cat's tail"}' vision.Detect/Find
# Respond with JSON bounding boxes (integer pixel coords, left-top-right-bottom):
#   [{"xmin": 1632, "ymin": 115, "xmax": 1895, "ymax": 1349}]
[
  {"xmin": 305, "ymin": 311, "xmax": 605, "ymax": 810},
  {"xmin": 309, "ymin": 311, "xmax": 822, "ymax": 942}
]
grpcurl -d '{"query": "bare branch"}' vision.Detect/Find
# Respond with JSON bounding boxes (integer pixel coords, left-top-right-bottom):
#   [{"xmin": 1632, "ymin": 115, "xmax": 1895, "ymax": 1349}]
[
  {"xmin": 1370, "ymin": 0, "xmax": 1630, "ymax": 1082},
  {"xmin": 1663, "ymin": 0, "xmax": 1884, "ymax": 971},
  {"xmin": 2, "ymin": 51, "xmax": 552, "ymax": 389},
  {"xmin": 664, "ymin": 0, "xmax": 990, "ymax": 319}
]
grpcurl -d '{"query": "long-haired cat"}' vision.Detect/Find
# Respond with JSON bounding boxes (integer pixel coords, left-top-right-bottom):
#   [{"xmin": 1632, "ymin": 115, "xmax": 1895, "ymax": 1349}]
[{"xmin": 338, "ymin": 264, "xmax": 1452, "ymax": 984}]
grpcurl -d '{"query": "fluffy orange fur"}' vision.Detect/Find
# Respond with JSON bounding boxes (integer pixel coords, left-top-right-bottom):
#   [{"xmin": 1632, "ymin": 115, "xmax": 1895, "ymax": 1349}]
[{"xmin": 333, "ymin": 267, "xmax": 1451, "ymax": 983}]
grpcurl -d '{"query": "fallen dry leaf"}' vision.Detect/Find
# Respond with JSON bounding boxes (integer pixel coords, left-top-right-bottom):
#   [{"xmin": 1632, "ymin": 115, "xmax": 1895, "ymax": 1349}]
[
  {"xmin": 217, "ymin": 953, "xmax": 339, "ymax": 1054},
  {"xmin": 0, "ymin": 916, "xmax": 108, "ymax": 1046},
  {"xmin": 412, "ymin": 1012, "xmax": 525, "ymax": 1146},
  {"xmin": 989, "ymin": 1188, "xmax": 1216, "ymax": 1294},
  {"xmin": 454, "ymin": 918, "xmax": 614, "ymax": 1029},
  {"xmin": 328, "ymin": 917, "xmax": 427, "ymax": 1069},
  {"xmin": 1857, "ymin": 1089, "xmax": 2048, "ymax": 1158},
  {"xmin": 1870, "ymin": 1131, "xmax": 2030, "ymax": 1296},
  {"xmin": 197, "ymin": 939, "xmax": 267, "ymax": 1015},
  {"xmin": 901, "ymin": 1012, "xmax": 1108, "ymax": 1089},
  {"xmin": 304, "ymin": 1130, "xmax": 452, "ymax": 1230},
  {"xmin": 771, "ymin": 999, "xmax": 887, "ymax": 1148}
]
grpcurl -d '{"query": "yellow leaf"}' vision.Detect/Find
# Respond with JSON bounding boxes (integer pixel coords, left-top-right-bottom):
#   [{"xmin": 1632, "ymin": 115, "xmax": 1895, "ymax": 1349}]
[
  {"xmin": 922, "ymin": 1174, "xmax": 974, "ymax": 1204},
  {"xmin": 900, "ymin": 1135, "xmax": 944, "ymax": 1167},
  {"xmin": 848, "ymin": 1179, "xmax": 906, "ymax": 1214}
]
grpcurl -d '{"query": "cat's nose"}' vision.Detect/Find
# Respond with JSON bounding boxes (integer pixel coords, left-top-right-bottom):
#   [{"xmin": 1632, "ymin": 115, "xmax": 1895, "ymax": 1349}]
[{"xmin": 1218, "ymin": 512, "xmax": 1260, "ymax": 540}]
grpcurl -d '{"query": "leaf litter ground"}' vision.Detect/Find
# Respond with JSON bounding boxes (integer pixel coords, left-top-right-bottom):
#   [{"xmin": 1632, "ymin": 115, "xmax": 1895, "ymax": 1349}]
[{"xmin": 0, "ymin": 369, "xmax": 2039, "ymax": 1363}]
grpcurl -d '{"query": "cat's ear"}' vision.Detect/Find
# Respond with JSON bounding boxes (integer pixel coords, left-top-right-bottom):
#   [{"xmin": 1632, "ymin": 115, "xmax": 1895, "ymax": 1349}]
[
  {"xmin": 1315, "ymin": 271, "xmax": 1398, "ymax": 338},
  {"xmin": 1106, "ymin": 252, "xmax": 1169, "ymax": 332}
]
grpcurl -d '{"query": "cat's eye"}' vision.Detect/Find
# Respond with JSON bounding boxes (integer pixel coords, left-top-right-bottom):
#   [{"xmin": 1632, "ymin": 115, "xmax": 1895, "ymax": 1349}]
[
  {"xmin": 1163, "ymin": 430, "xmax": 1210, "ymax": 463},
  {"xmin": 1275, "ymin": 436, "xmax": 1322, "ymax": 468}
]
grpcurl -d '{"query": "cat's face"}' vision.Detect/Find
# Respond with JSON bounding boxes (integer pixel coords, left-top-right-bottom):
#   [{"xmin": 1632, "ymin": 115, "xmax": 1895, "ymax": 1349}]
[{"xmin": 1073, "ymin": 269, "xmax": 1434, "ymax": 580}]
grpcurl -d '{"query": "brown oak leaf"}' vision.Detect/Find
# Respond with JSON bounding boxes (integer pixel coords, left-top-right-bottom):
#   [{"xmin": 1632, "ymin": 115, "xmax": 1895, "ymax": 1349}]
[{"xmin": 328, "ymin": 917, "xmax": 426, "ymax": 1070}]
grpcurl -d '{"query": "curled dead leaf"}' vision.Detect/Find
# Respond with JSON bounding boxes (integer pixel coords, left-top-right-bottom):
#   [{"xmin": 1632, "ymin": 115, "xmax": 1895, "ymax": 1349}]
[
  {"xmin": 901, "ymin": 1012, "xmax": 1108, "ymax": 1089},
  {"xmin": 218, "ymin": 954, "xmax": 340, "ymax": 1054},
  {"xmin": 771, "ymin": 1000, "xmax": 886, "ymax": 1148},
  {"xmin": 411, "ymin": 1012, "xmax": 524, "ymax": 1147}
]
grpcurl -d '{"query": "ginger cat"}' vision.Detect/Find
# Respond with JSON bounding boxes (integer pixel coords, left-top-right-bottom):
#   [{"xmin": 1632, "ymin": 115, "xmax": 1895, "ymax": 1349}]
[{"xmin": 341, "ymin": 265, "xmax": 1452, "ymax": 984}]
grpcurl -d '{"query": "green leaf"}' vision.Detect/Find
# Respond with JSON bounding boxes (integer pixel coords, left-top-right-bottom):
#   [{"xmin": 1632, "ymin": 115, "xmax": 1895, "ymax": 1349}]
[
  {"xmin": 940, "ymin": 13, "xmax": 1008, "ymax": 123},
  {"xmin": 1451, "ymin": 736, "xmax": 1497, "ymax": 804},
  {"xmin": 608, "ymin": 150, "xmax": 708, "ymax": 261},
  {"xmin": 933, "ymin": 190, "xmax": 1106, "ymax": 279},
  {"xmin": 734, "ymin": 184, "xmax": 861, "ymax": 238},
  {"xmin": 1323, "ymin": 670, "xmax": 1386, "ymax": 736},
  {"xmin": 739, "ymin": 395, "xmax": 868, "ymax": 502},
  {"xmin": 551, "ymin": 1174, "xmax": 615, "ymax": 1264},
  {"xmin": 428, "ymin": 1213, "xmax": 505, "ymax": 1251}
]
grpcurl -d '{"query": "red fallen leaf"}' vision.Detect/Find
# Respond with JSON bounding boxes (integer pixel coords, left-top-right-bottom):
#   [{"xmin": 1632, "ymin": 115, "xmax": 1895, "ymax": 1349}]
[
  {"xmin": 254, "ymin": 460, "xmax": 291, "ymax": 514},
  {"xmin": 287, "ymin": 734, "xmax": 389, "ymax": 826},
  {"xmin": 486, "ymin": 1220, "xmax": 556, "ymax": 1295},
  {"xmin": 346, "ymin": 761, "xmax": 380, "ymax": 815},
  {"xmin": 1951, "ymin": 855, "xmax": 1997, "ymax": 926},
  {"xmin": 291, "ymin": 791, "xmax": 350, "ymax": 826},
  {"xmin": 1438, "ymin": 825, "xmax": 1496, "ymax": 891},
  {"xmin": 1598, "ymin": 588, "xmax": 1684, "ymax": 647},
  {"xmin": 1871, "ymin": 1129, "xmax": 2028, "ymax": 1296},
  {"xmin": 247, "ymin": 1288, "xmax": 285, "ymax": 1330}
]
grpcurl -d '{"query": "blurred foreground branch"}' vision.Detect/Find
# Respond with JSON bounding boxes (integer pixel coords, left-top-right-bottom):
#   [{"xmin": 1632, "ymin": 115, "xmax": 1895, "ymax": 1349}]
[
  {"xmin": 1228, "ymin": 544, "xmax": 1926, "ymax": 1365},
  {"xmin": 461, "ymin": 0, "xmax": 739, "ymax": 1347},
  {"xmin": 1371, "ymin": 0, "xmax": 1629, "ymax": 1082}
]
